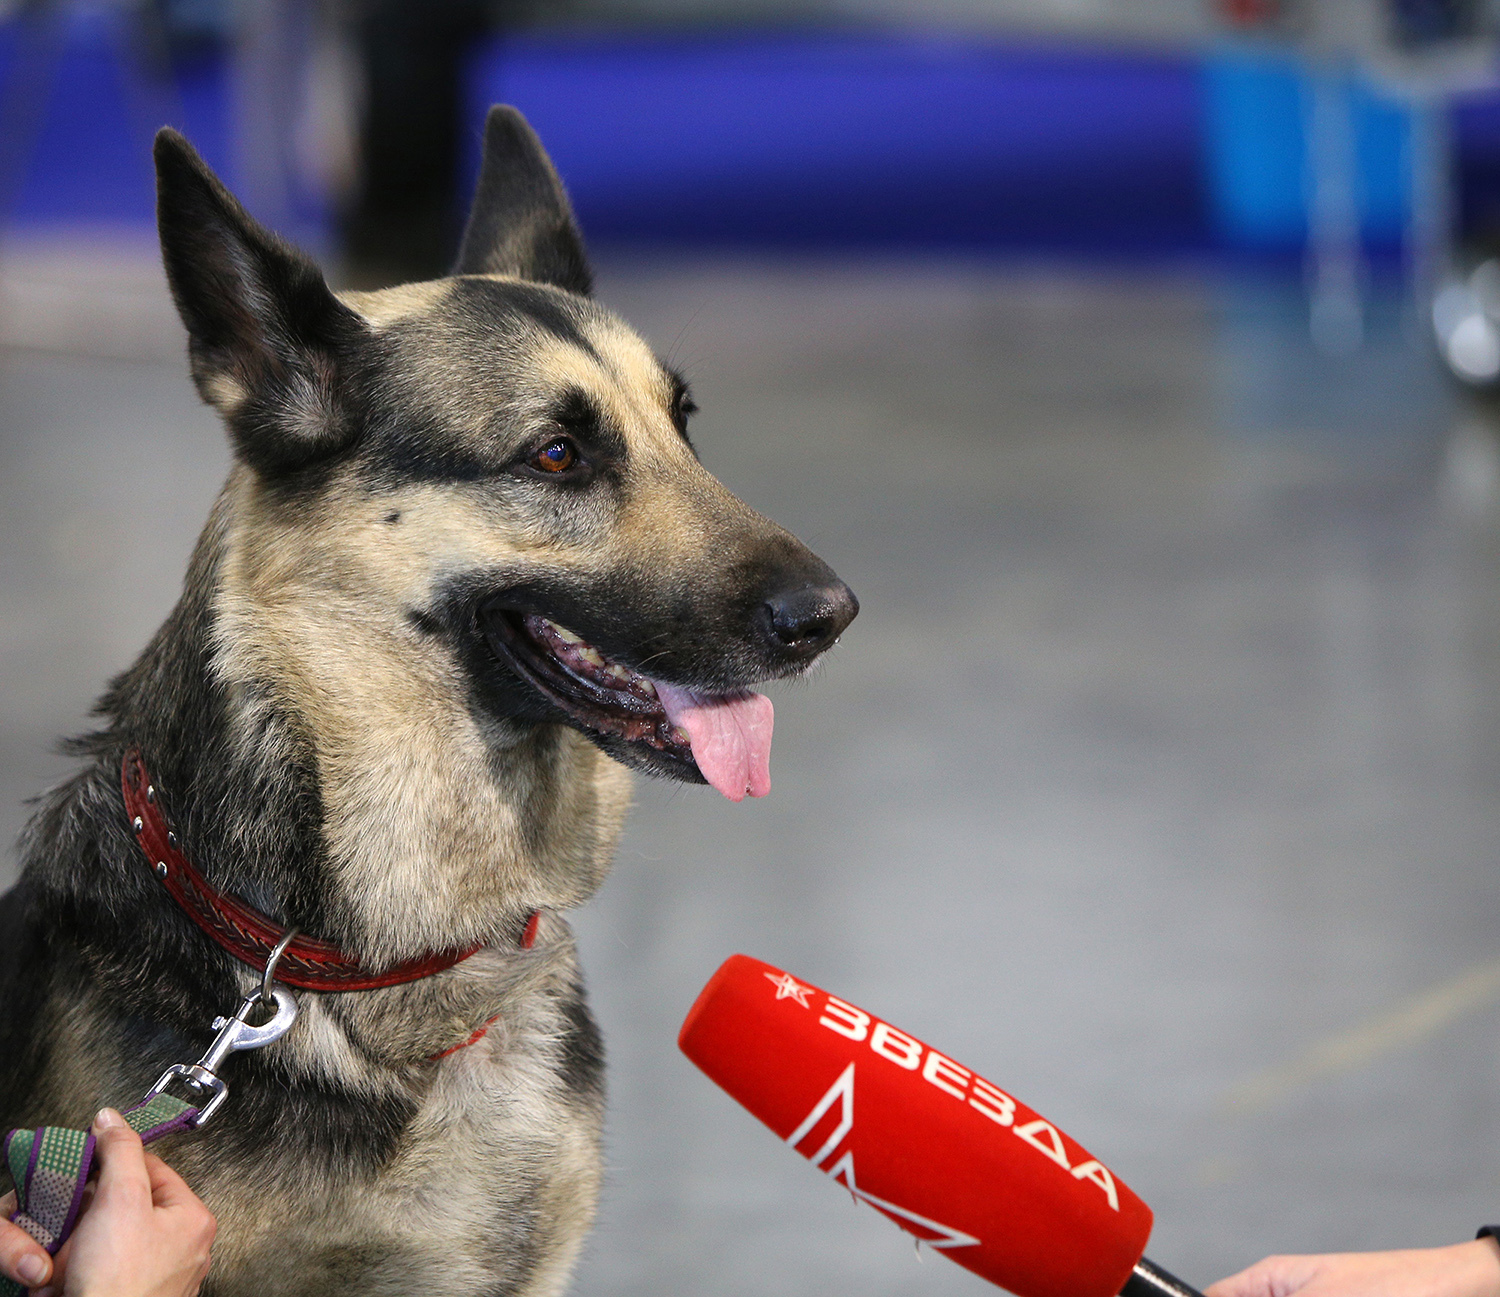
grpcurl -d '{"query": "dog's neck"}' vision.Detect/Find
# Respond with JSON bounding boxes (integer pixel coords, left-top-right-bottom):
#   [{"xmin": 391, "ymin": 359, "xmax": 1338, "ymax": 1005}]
[{"xmin": 93, "ymin": 483, "xmax": 631, "ymax": 967}]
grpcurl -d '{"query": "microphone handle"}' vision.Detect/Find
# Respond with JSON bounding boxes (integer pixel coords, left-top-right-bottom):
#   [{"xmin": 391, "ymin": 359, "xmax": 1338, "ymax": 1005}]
[{"xmin": 1120, "ymin": 1257, "xmax": 1208, "ymax": 1297}]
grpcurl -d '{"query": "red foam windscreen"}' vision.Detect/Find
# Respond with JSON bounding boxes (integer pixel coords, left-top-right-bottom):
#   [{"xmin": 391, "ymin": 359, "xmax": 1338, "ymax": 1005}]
[{"xmin": 679, "ymin": 955, "xmax": 1153, "ymax": 1297}]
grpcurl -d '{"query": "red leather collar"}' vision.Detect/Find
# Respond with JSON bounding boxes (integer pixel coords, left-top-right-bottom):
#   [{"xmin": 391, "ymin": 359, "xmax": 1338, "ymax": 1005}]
[{"xmin": 122, "ymin": 748, "xmax": 529, "ymax": 992}]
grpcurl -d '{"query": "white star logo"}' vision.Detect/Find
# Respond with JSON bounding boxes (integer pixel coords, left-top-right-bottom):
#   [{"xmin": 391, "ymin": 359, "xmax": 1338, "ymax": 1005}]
[{"xmin": 764, "ymin": 971, "xmax": 813, "ymax": 1007}]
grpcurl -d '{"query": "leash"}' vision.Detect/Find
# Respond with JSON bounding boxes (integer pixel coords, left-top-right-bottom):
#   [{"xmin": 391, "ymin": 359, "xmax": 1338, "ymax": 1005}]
[
  {"xmin": 2, "ymin": 751, "xmax": 540, "ymax": 1291},
  {"xmin": 0, "ymin": 956, "xmax": 299, "ymax": 1297}
]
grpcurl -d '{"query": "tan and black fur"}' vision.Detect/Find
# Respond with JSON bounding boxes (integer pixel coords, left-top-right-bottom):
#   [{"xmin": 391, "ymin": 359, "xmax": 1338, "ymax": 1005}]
[{"xmin": 0, "ymin": 107, "xmax": 856, "ymax": 1295}]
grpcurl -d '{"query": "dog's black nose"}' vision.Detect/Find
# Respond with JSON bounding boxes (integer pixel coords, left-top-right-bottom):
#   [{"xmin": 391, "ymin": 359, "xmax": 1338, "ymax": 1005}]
[{"xmin": 764, "ymin": 580, "xmax": 858, "ymax": 658}]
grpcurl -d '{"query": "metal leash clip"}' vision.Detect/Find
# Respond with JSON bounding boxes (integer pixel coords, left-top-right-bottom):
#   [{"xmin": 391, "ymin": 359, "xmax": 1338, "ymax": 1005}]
[{"xmin": 142, "ymin": 930, "xmax": 301, "ymax": 1126}]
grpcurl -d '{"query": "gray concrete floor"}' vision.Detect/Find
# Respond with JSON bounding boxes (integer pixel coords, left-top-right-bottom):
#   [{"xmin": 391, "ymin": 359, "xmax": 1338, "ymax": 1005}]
[{"xmin": 3, "ymin": 250, "xmax": 1500, "ymax": 1295}]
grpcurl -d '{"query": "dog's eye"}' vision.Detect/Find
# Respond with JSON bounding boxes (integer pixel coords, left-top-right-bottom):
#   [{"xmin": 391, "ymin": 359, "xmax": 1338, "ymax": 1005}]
[
  {"xmin": 531, "ymin": 439, "xmax": 578, "ymax": 474},
  {"xmin": 670, "ymin": 391, "xmax": 697, "ymax": 433}
]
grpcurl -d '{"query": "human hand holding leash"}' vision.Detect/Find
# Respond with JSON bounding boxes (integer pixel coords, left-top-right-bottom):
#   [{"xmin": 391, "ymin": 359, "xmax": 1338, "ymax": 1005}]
[
  {"xmin": 0, "ymin": 1108, "xmax": 215, "ymax": 1297},
  {"xmin": 1208, "ymin": 1241, "xmax": 1500, "ymax": 1297}
]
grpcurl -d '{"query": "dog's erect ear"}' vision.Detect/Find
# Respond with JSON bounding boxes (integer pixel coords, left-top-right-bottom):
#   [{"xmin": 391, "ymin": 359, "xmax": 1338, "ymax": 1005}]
[
  {"xmin": 452, "ymin": 106, "xmax": 592, "ymax": 295},
  {"xmin": 154, "ymin": 128, "xmax": 366, "ymax": 476}
]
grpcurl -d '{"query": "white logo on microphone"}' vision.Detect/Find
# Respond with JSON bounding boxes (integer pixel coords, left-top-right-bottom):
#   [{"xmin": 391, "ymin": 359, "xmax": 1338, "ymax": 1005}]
[
  {"xmin": 814, "ymin": 993, "xmax": 1122, "ymax": 1212},
  {"xmin": 785, "ymin": 1063, "xmax": 981, "ymax": 1251}
]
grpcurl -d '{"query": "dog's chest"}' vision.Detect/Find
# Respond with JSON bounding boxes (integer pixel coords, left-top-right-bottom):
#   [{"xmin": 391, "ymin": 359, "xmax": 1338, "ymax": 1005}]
[{"xmin": 203, "ymin": 1019, "xmax": 603, "ymax": 1297}]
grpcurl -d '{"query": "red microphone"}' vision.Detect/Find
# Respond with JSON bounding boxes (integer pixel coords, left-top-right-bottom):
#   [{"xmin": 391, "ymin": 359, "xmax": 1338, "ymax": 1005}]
[{"xmin": 679, "ymin": 954, "xmax": 1203, "ymax": 1297}]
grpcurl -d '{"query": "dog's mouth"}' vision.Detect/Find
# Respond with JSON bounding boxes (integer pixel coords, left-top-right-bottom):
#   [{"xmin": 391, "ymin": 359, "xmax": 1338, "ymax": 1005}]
[{"xmin": 481, "ymin": 610, "xmax": 774, "ymax": 801}]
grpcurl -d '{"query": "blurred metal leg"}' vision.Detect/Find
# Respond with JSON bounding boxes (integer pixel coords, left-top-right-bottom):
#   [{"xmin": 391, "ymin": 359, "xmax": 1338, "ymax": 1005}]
[{"xmin": 1305, "ymin": 57, "xmax": 1365, "ymax": 354}]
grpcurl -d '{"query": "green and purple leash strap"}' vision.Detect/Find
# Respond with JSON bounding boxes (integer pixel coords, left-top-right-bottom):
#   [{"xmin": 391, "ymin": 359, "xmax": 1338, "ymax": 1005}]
[
  {"xmin": 0, "ymin": 982, "xmax": 298, "ymax": 1295},
  {"xmin": 0, "ymin": 1092, "xmax": 200, "ymax": 1297}
]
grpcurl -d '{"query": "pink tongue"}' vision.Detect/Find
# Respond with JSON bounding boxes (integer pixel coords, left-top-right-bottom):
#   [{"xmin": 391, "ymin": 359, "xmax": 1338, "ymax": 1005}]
[{"xmin": 653, "ymin": 682, "xmax": 774, "ymax": 802}]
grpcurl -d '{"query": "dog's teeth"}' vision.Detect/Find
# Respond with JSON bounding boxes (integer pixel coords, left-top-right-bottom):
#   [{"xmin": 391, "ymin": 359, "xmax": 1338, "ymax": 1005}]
[
  {"xmin": 578, "ymin": 646, "xmax": 605, "ymax": 667},
  {"xmin": 670, "ymin": 725, "xmax": 690, "ymax": 745},
  {"xmin": 638, "ymin": 679, "xmax": 658, "ymax": 698},
  {"xmin": 605, "ymin": 663, "xmax": 631, "ymax": 682},
  {"xmin": 549, "ymin": 622, "xmax": 583, "ymax": 644}
]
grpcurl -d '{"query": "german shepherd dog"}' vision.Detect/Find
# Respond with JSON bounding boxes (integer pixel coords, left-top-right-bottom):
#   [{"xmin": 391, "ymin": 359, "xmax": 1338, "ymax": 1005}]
[{"xmin": 0, "ymin": 107, "xmax": 856, "ymax": 1294}]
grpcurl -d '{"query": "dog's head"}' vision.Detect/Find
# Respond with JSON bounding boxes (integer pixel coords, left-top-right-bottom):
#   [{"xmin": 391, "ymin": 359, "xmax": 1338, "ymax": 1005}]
[{"xmin": 154, "ymin": 108, "xmax": 856, "ymax": 804}]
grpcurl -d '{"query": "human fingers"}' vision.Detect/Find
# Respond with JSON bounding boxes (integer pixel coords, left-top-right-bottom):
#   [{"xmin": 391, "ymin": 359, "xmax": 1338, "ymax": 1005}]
[
  {"xmin": 30, "ymin": 1230, "xmax": 74, "ymax": 1297},
  {"xmin": 0, "ymin": 1214, "xmax": 52, "ymax": 1291},
  {"xmin": 88, "ymin": 1108, "xmax": 153, "ymax": 1212},
  {"xmin": 143, "ymin": 1154, "xmax": 200, "ymax": 1212},
  {"xmin": 57, "ymin": 1125, "xmax": 216, "ymax": 1297},
  {"xmin": 1207, "ymin": 1255, "xmax": 1326, "ymax": 1297},
  {"xmin": 1209, "ymin": 1247, "xmax": 1500, "ymax": 1297},
  {"xmin": 143, "ymin": 1154, "xmax": 216, "ymax": 1251},
  {"xmin": 191, "ymin": 1246, "xmax": 214, "ymax": 1295},
  {"xmin": 31, "ymin": 1178, "xmax": 99, "ymax": 1297}
]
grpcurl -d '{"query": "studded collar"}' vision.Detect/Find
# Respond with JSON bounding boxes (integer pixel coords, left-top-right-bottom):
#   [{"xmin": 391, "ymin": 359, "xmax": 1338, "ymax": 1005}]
[{"xmin": 121, "ymin": 747, "xmax": 534, "ymax": 992}]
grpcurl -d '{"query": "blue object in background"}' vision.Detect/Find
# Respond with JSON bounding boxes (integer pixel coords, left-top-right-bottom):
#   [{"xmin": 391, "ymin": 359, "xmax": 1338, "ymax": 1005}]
[
  {"xmin": 1357, "ymin": 83, "xmax": 1412, "ymax": 245},
  {"xmin": 1202, "ymin": 46, "xmax": 1413, "ymax": 253},
  {"xmin": 466, "ymin": 30, "xmax": 1210, "ymax": 252},
  {"xmin": 0, "ymin": 8, "xmax": 230, "ymax": 226},
  {"xmin": 1455, "ymin": 86, "xmax": 1500, "ymax": 239},
  {"xmin": 1202, "ymin": 50, "xmax": 1307, "ymax": 248},
  {"xmin": 0, "ymin": 17, "xmax": 1494, "ymax": 256}
]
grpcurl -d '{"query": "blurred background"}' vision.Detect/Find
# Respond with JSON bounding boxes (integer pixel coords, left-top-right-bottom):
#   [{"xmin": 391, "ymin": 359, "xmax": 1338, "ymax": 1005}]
[{"xmin": 7, "ymin": 0, "xmax": 1500, "ymax": 1292}]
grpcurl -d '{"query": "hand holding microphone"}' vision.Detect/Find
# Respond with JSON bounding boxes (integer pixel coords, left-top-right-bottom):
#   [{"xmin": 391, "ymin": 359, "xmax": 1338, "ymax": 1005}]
[
  {"xmin": 1208, "ymin": 1245, "xmax": 1500, "ymax": 1297},
  {"xmin": 679, "ymin": 954, "xmax": 1201, "ymax": 1297}
]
